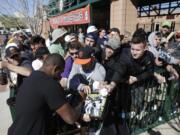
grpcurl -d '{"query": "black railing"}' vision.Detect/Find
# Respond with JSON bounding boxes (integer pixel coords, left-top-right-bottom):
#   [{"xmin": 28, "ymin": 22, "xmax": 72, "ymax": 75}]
[{"xmin": 126, "ymin": 67, "xmax": 180, "ymax": 134}]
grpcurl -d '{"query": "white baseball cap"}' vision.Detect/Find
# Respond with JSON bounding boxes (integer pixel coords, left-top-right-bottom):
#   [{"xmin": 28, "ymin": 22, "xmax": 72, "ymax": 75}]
[{"xmin": 87, "ymin": 25, "xmax": 97, "ymax": 34}]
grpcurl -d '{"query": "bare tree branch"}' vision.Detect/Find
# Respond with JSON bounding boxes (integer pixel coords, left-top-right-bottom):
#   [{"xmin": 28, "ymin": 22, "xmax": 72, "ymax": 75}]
[{"xmin": 0, "ymin": 0, "xmax": 48, "ymax": 35}]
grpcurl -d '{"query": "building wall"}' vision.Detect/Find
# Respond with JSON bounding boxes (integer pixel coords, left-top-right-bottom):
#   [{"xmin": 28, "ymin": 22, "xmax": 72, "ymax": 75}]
[
  {"xmin": 138, "ymin": 15, "xmax": 180, "ymax": 32},
  {"xmin": 48, "ymin": 0, "xmax": 180, "ymax": 35},
  {"xmin": 110, "ymin": 0, "xmax": 180, "ymax": 35},
  {"xmin": 110, "ymin": 0, "xmax": 137, "ymax": 34}
]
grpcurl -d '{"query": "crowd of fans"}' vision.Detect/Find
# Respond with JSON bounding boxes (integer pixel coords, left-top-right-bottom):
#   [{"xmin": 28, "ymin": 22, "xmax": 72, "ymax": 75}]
[{"xmin": 0, "ymin": 21, "xmax": 180, "ymax": 135}]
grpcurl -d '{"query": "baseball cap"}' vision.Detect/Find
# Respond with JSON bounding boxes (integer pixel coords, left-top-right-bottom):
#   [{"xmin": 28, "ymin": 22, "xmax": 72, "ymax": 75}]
[
  {"xmin": 74, "ymin": 46, "xmax": 94, "ymax": 65},
  {"xmin": 162, "ymin": 21, "xmax": 171, "ymax": 28},
  {"xmin": 64, "ymin": 33, "xmax": 78, "ymax": 43},
  {"xmin": 105, "ymin": 36, "xmax": 121, "ymax": 50},
  {"xmin": 64, "ymin": 35, "xmax": 72, "ymax": 43},
  {"xmin": 85, "ymin": 33, "xmax": 96, "ymax": 41},
  {"xmin": 5, "ymin": 46, "xmax": 19, "ymax": 58},
  {"xmin": 5, "ymin": 43, "xmax": 18, "ymax": 50},
  {"xmin": 87, "ymin": 25, "xmax": 97, "ymax": 34}
]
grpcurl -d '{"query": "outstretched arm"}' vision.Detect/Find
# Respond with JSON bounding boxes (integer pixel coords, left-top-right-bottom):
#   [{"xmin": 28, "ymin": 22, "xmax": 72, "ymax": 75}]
[{"xmin": 1, "ymin": 60, "xmax": 32, "ymax": 76}]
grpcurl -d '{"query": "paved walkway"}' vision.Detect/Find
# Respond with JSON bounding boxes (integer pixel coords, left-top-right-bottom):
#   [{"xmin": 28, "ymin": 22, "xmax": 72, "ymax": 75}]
[
  {"xmin": 0, "ymin": 85, "xmax": 12, "ymax": 135},
  {"xmin": 140, "ymin": 118, "xmax": 180, "ymax": 135}
]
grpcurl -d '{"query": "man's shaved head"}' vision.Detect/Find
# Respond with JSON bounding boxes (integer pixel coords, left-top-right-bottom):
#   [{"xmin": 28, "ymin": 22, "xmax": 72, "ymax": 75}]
[{"xmin": 43, "ymin": 53, "xmax": 65, "ymax": 69}]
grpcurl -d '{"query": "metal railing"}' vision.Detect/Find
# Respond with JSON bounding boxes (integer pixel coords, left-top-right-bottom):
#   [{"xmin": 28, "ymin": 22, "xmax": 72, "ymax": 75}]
[
  {"xmin": 125, "ymin": 67, "xmax": 180, "ymax": 134},
  {"xmin": 48, "ymin": 0, "xmax": 101, "ymax": 16}
]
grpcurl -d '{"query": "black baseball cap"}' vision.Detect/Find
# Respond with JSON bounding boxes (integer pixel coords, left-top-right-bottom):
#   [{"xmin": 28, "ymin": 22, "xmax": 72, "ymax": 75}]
[
  {"xmin": 85, "ymin": 33, "xmax": 96, "ymax": 41},
  {"xmin": 74, "ymin": 46, "xmax": 94, "ymax": 65},
  {"xmin": 5, "ymin": 46, "xmax": 19, "ymax": 58}
]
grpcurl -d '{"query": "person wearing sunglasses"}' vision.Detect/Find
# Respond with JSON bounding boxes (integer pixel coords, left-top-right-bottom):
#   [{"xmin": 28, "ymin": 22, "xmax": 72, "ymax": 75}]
[
  {"xmin": 0, "ymin": 46, "xmax": 33, "ymax": 116},
  {"xmin": 60, "ymin": 42, "xmax": 82, "ymax": 88},
  {"xmin": 2, "ymin": 46, "xmax": 33, "ymax": 76}
]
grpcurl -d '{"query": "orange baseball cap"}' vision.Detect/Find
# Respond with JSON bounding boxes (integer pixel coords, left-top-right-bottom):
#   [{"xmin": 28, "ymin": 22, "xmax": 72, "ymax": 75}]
[{"xmin": 74, "ymin": 46, "xmax": 94, "ymax": 65}]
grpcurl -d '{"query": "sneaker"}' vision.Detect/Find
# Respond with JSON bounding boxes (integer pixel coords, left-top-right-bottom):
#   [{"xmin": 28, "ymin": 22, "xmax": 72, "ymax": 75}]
[{"xmin": 6, "ymin": 97, "xmax": 16, "ymax": 107}]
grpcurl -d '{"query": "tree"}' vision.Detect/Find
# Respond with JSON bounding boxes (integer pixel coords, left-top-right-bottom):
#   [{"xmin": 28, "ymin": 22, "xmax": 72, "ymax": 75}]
[
  {"xmin": 0, "ymin": 0, "xmax": 49, "ymax": 35},
  {"xmin": 0, "ymin": 15, "xmax": 25, "ymax": 29}
]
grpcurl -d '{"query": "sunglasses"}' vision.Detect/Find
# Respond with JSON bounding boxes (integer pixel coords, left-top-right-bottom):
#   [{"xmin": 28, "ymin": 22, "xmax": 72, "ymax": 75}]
[
  {"xmin": 69, "ymin": 51, "xmax": 78, "ymax": 56},
  {"xmin": 10, "ymin": 54, "xmax": 19, "ymax": 59}
]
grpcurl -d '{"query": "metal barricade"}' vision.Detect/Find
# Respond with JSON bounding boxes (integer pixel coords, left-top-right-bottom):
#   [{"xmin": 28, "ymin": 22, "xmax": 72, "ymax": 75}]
[{"xmin": 126, "ymin": 67, "xmax": 180, "ymax": 135}]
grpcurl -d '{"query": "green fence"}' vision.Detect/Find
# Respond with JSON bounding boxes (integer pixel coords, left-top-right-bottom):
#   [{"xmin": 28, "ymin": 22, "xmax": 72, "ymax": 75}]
[{"xmin": 127, "ymin": 67, "xmax": 180, "ymax": 135}]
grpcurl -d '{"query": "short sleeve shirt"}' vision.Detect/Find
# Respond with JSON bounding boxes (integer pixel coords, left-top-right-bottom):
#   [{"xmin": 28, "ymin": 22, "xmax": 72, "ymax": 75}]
[{"xmin": 8, "ymin": 71, "xmax": 67, "ymax": 135}]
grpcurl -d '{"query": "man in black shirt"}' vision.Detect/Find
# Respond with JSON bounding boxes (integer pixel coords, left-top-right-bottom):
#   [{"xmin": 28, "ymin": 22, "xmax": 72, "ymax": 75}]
[
  {"xmin": 105, "ymin": 36, "xmax": 155, "ymax": 93},
  {"xmin": 102, "ymin": 36, "xmax": 155, "ymax": 134},
  {"xmin": 104, "ymin": 36, "xmax": 155, "ymax": 113},
  {"xmin": 8, "ymin": 54, "xmax": 81, "ymax": 135}
]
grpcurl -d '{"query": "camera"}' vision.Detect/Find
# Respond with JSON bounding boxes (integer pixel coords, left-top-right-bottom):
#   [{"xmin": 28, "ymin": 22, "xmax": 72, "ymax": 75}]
[
  {"xmin": 158, "ymin": 50, "xmax": 171, "ymax": 63},
  {"xmin": 0, "ymin": 68, "xmax": 8, "ymax": 85},
  {"xmin": 0, "ymin": 52, "xmax": 8, "ymax": 85}
]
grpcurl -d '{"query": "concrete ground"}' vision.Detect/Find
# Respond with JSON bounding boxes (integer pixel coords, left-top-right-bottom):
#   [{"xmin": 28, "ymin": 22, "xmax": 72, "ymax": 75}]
[
  {"xmin": 0, "ymin": 85, "xmax": 179, "ymax": 135},
  {"xmin": 139, "ymin": 118, "xmax": 180, "ymax": 135},
  {"xmin": 0, "ymin": 85, "xmax": 12, "ymax": 135}
]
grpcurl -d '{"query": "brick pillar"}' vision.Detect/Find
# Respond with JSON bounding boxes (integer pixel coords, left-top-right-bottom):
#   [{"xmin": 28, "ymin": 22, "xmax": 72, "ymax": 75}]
[{"xmin": 110, "ymin": 0, "xmax": 138, "ymax": 34}]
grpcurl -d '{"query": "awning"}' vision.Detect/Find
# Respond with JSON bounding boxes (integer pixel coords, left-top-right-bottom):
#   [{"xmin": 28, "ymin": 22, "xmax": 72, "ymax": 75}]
[{"xmin": 49, "ymin": 5, "xmax": 90, "ymax": 29}]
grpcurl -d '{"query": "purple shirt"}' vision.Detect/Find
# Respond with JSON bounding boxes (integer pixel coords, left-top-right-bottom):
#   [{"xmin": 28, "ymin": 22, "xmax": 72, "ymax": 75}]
[{"xmin": 61, "ymin": 56, "xmax": 74, "ymax": 78}]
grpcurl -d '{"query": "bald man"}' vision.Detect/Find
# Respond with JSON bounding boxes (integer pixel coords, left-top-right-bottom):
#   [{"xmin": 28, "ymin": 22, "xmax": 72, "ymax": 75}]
[{"xmin": 8, "ymin": 54, "xmax": 82, "ymax": 135}]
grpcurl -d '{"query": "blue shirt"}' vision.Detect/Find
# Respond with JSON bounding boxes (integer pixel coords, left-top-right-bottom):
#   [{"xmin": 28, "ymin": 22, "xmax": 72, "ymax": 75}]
[{"xmin": 61, "ymin": 56, "xmax": 74, "ymax": 78}]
